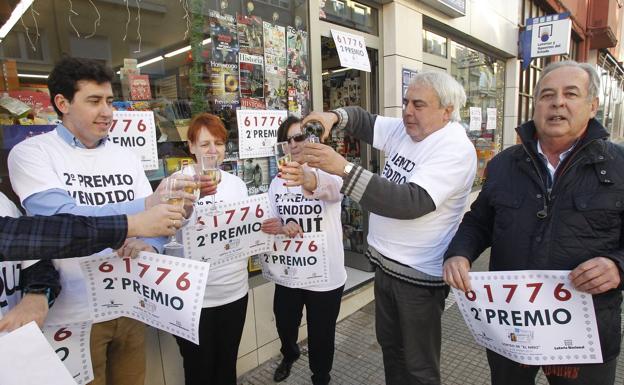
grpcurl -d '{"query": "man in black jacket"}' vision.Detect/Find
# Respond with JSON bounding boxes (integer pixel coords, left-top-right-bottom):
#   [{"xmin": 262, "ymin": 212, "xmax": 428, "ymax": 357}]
[{"xmin": 443, "ymin": 60, "xmax": 624, "ymax": 385}]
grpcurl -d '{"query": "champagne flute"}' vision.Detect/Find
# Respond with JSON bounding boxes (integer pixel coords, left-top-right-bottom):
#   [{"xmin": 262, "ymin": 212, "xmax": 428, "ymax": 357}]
[
  {"xmin": 200, "ymin": 154, "xmax": 222, "ymax": 216},
  {"xmin": 275, "ymin": 141, "xmax": 297, "ymax": 200},
  {"xmin": 180, "ymin": 162, "xmax": 201, "ymax": 227},
  {"xmin": 162, "ymin": 177, "xmax": 185, "ymax": 249}
]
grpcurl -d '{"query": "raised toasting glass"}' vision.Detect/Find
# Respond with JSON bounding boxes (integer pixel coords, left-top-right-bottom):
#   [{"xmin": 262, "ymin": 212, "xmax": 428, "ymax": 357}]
[
  {"xmin": 162, "ymin": 176, "xmax": 185, "ymax": 249},
  {"xmin": 274, "ymin": 141, "xmax": 297, "ymax": 200},
  {"xmin": 200, "ymin": 154, "xmax": 222, "ymax": 216}
]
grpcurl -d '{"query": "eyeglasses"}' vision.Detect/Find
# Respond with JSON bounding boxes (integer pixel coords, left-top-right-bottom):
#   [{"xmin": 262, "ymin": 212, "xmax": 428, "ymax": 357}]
[{"xmin": 286, "ymin": 133, "xmax": 307, "ymax": 143}]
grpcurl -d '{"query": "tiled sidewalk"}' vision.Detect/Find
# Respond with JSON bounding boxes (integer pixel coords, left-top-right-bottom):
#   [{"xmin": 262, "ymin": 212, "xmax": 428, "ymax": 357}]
[{"xmin": 239, "ymin": 254, "xmax": 624, "ymax": 384}]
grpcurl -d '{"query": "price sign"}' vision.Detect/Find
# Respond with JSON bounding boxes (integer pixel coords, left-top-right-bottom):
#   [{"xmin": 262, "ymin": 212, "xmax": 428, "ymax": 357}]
[
  {"xmin": 330, "ymin": 29, "xmax": 371, "ymax": 72},
  {"xmin": 183, "ymin": 194, "xmax": 274, "ymax": 267},
  {"xmin": 453, "ymin": 270, "xmax": 602, "ymax": 365},
  {"xmin": 237, "ymin": 109, "xmax": 287, "ymax": 159},
  {"xmin": 108, "ymin": 110, "xmax": 158, "ymax": 170},
  {"xmin": 80, "ymin": 252, "xmax": 209, "ymax": 343},
  {"xmin": 42, "ymin": 321, "xmax": 94, "ymax": 385},
  {"xmin": 260, "ymin": 233, "xmax": 328, "ymax": 288},
  {"xmin": 0, "ymin": 322, "xmax": 76, "ymax": 385}
]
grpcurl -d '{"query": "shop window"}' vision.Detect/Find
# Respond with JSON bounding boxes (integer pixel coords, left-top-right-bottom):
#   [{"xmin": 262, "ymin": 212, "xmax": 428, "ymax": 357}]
[
  {"xmin": 423, "ymin": 30, "xmax": 447, "ymax": 58},
  {"xmin": 450, "ymin": 41, "xmax": 505, "ymax": 186},
  {"xmin": 0, "ymin": 30, "xmax": 46, "ymax": 62},
  {"xmin": 596, "ymin": 52, "xmax": 624, "ymax": 140}
]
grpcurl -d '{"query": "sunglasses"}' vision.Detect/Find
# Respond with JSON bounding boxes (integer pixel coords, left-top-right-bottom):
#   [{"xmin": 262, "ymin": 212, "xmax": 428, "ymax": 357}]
[{"xmin": 286, "ymin": 133, "xmax": 307, "ymax": 143}]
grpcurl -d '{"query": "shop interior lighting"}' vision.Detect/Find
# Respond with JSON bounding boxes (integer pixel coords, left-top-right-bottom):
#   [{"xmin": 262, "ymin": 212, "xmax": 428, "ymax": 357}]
[
  {"xmin": 137, "ymin": 55, "xmax": 164, "ymax": 68},
  {"xmin": 164, "ymin": 38, "xmax": 212, "ymax": 58},
  {"xmin": 18, "ymin": 73, "xmax": 48, "ymax": 79},
  {"xmin": 116, "ymin": 38, "xmax": 212, "ymax": 73},
  {"xmin": 323, "ymin": 67, "xmax": 351, "ymax": 76},
  {"xmin": 0, "ymin": 0, "xmax": 34, "ymax": 40},
  {"xmin": 164, "ymin": 45, "xmax": 191, "ymax": 58}
]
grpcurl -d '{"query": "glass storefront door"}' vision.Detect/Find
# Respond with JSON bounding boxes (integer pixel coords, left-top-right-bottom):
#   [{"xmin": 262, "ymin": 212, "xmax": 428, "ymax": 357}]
[{"xmin": 320, "ymin": 35, "xmax": 379, "ymax": 271}]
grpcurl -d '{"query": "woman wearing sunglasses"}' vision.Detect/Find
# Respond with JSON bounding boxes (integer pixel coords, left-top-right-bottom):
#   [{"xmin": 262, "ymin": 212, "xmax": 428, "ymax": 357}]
[{"xmin": 261, "ymin": 116, "xmax": 347, "ymax": 385}]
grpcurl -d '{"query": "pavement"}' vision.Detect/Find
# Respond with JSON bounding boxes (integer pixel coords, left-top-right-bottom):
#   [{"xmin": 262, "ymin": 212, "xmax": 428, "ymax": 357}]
[{"xmin": 238, "ymin": 252, "xmax": 624, "ymax": 384}]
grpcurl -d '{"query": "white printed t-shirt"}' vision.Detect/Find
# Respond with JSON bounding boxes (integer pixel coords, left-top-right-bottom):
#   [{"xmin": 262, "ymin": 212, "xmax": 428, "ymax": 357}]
[
  {"xmin": 0, "ymin": 193, "xmax": 24, "ymax": 318},
  {"xmin": 194, "ymin": 171, "xmax": 249, "ymax": 308},
  {"xmin": 369, "ymin": 117, "xmax": 477, "ymax": 277},
  {"xmin": 8, "ymin": 130, "xmax": 152, "ymax": 324},
  {"xmin": 267, "ymin": 167, "xmax": 347, "ymax": 291}
]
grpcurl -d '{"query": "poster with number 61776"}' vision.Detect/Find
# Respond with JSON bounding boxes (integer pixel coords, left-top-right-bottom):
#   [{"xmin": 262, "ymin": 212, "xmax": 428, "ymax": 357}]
[
  {"xmin": 261, "ymin": 233, "xmax": 328, "ymax": 288},
  {"xmin": 453, "ymin": 270, "xmax": 602, "ymax": 365},
  {"xmin": 42, "ymin": 321, "xmax": 94, "ymax": 385},
  {"xmin": 81, "ymin": 252, "xmax": 209, "ymax": 344},
  {"xmin": 182, "ymin": 194, "xmax": 274, "ymax": 267},
  {"xmin": 237, "ymin": 109, "xmax": 287, "ymax": 159}
]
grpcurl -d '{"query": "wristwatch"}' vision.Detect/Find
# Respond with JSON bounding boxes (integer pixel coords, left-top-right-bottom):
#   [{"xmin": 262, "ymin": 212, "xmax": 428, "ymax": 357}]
[
  {"xmin": 343, "ymin": 162, "xmax": 355, "ymax": 177},
  {"xmin": 23, "ymin": 285, "xmax": 56, "ymax": 307}
]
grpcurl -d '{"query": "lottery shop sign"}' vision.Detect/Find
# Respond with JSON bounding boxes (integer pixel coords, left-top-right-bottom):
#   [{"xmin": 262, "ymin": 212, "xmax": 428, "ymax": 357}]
[
  {"xmin": 108, "ymin": 110, "xmax": 158, "ymax": 170},
  {"xmin": 261, "ymin": 233, "xmax": 328, "ymax": 288},
  {"xmin": 237, "ymin": 109, "xmax": 287, "ymax": 159},
  {"xmin": 81, "ymin": 252, "xmax": 209, "ymax": 343},
  {"xmin": 183, "ymin": 194, "xmax": 274, "ymax": 267},
  {"xmin": 330, "ymin": 29, "xmax": 371, "ymax": 72},
  {"xmin": 453, "ymin": 270, "xmax": 602, "ymax": 365}
]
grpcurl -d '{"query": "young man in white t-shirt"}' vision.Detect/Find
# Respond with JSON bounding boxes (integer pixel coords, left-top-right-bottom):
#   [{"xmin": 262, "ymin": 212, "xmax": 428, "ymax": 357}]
[
  {"xmin": 301, "ymin": 71, "xmax": 477, "ymax": 385},
  {"xmin": 7, "ymin": 57, "xmax": 186, "ymax": 385}
]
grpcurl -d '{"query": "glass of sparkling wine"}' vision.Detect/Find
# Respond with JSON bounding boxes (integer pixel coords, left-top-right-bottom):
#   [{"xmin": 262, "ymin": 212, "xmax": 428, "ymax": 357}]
[
  {"xmin": 180, "ymin": 162, "xmax": 201, "ymax": 226},
  {"xmin": 163, "ymin": 176, "xmax": 184, "ymax": 249},
  {"xmin": 200, "ymin": 154, "xmax": 222, "ymax": 216},
  {"xmin": 275, "ymin": 141, "xmax": 296, "ymax": 200}
]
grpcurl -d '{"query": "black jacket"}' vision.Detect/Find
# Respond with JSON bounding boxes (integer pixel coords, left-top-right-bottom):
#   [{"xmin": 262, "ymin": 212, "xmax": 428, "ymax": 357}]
[{"xmin": 445, "ymin": 118, "xmax": 624, "ymax": 361}]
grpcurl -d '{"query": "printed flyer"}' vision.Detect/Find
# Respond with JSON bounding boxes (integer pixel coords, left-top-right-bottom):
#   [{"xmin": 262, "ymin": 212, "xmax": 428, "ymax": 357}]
[
  {"xmin": 239, "ymin": 53, "xmax": 264, "ymax": 100},
  {"xmin": 453, "ymin": 270, "xmax": 602, "ymax": 365},
  {"xmin": 237, "ymin": 14, "xmax": 263, "ymax": 56},
  {"xmin": 208, "ymin": 10, "xmax": 239, "ymax": 63},
  {"xmin": 81, "ymin": 252, "xmax": 209, "ymax": 344}
]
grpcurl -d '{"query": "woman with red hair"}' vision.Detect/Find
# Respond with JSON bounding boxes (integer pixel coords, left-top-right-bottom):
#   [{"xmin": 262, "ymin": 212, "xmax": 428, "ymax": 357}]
[{"xmin": 175, "ymin": 113, "xmax": 249, "ymax": 385}]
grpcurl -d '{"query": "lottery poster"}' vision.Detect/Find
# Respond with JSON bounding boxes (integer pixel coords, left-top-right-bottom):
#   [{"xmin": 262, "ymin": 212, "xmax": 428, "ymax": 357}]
[
  {"xmin": 453, "ymin": 270, "xmax": 602, "ymax": 365},
  {"xmin": 108, "ymin": 110, "xmax": 158, "ymax": 171},
  {"xmin": 236, "ymin": 109, "xmax": 286, "ymax": 158},
  {"xmin": 182, "ymin": 194, "xmax": 274, "ymax": 267},
  {"xmin": 330, "ymin": 29, "xmax": 371, "ymax": 72},
  {"xmin": 81, "ymin": 252, "xmax": 209, "ymax": 344},
  {"xmin": 42, "ymin": 321, "xmax": 94, "ymax": 385},
  {"xmin": 261, "ymin": 233, "xmax": 329, "ymax": 288}
]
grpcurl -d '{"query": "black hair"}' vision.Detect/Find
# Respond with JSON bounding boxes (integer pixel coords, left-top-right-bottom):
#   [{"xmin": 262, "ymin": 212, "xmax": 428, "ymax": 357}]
[
  {"xmin": 277, "ymin": 115, "xmax": 302, "ymax": 142},
  {"xmin": 47, "ymin": 56, "xmax": 114, "ymax": 116}
]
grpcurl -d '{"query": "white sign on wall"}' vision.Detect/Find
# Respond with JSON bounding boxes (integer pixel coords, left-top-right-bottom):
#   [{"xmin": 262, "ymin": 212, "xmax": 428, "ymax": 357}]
[{"xmin": 529, "ymin": 15, "xmax": 572, "ymax": 58}]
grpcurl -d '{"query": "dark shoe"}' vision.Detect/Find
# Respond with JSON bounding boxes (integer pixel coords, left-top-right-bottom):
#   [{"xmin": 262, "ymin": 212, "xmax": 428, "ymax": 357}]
[{"xmin": 274, "ymin": 358, "xmax": 296, "ymax": 382}]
